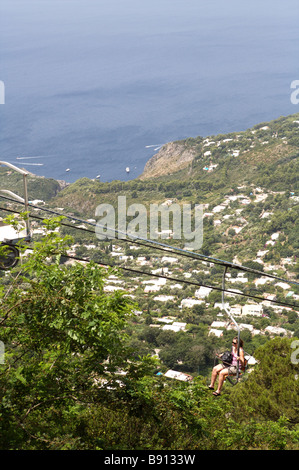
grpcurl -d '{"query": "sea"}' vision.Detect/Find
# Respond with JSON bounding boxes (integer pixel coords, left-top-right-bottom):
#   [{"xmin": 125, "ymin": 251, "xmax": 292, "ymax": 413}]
[{"xmin": 0, "ymin": 0, "xmax": 298, "ymax": 184}]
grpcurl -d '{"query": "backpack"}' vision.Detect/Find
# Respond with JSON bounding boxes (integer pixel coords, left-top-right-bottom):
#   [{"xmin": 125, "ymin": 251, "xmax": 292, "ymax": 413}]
[{"xmin": 221, "ymin": 351, "xmax": 233, "ymax": 365}]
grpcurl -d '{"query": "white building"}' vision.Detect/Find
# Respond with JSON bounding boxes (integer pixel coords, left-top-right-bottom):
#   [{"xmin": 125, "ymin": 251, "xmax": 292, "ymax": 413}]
[
  {"xmin": 214, "ymin": 302, "xmax": 230, "ymax": 310},
  {"xmin": 161, "ymin": 256, "xmax": 178, "ymax": 264},
  {"xmin": 180, "ymin": 298, "xmax": 205, "ymax": 308},
  {"xmin": 164, "ymin": 370, "xmax": 193, "ymax": 382},
  {"xmin": 104, "ymin": 285, "xmax": 124, "ymax": 292},
  {"xmin": 144, "ymin": 284, "xmax": 161, "ymax": 293},
  {"xmin": 212, "ymin": 204, "xmax": 226, "ymax": 213},
  {"xmin": 254, "ymin": 277, "xmax": 270, "ymax": 287},
  {"xmin": 153, "ymin": 295, "xmax": 174, "ymax": 302},
  {"xmin": 209, "ymin": 329, "xmax": 223, "ymax": 338},
  {"xmin": 271, "ymin": 232, "xmax": 280, "ymax": 240},
  {"xmin": 211, "ymin": 321, "xmax": 227, "ymax": 329},
  {"xmin": 239, "ymin": 323, "xmax": 254, "ymax": 332},
  {"xmin": 142, "ymin": 278, "xmax": 166, "ymax": 287},
  {"xmin": 195, "ymin": 286, "xmax": 212, "ymax": 299},
  {"xmin": 0, "ymin": 223, "xmax": 27, "ymax": 242},
  {"xmin": 230, "ymin": 305, "xmax": 242, "ymax": 316},
  {"xmin": 242, "ymin": 304, "xmax": 263, "ymax": 316},
  {"xmin": 265, "ymin": 326, "xmax": 290, "ymax": 337},
  {"xmin": 162, "ymin": 321, "xmax": 187, "ymax": 333},
  {"xmin": 275, "ymin": 282, "xmax": 291, "ymax": 290}
]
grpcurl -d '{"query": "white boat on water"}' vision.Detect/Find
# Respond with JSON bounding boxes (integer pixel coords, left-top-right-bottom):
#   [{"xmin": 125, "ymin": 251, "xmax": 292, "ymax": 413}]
[
  {"xmin": 126, "ymin": 167, "xmax": 130, "ymax": 173},
  {"xmin": 66, "ymin": 168, "xmax": 70, "ymax": 172}
]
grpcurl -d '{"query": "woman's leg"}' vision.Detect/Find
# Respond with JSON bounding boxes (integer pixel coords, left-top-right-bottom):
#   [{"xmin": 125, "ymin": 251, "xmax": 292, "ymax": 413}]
[
  {"xmin": 209, "ymin": 364, "xmax": 223, "ymax": 388},
  {"xmin": 215, "ymin": 368, "xmax": 229, "ymax": 394}
]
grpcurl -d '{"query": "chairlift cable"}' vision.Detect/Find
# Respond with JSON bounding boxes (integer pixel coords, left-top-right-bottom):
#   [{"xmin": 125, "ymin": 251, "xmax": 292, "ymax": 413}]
[
  {"xmin": 10, "ymin": 242, "xmax": 298, "ymax": 310},
  {"xmin": 0, "ymin": 194, "xmax": 298, "ymax": 288},
  {"xmin": 0, "ymin": 200, "xmax": 299, "ymax": 305}
]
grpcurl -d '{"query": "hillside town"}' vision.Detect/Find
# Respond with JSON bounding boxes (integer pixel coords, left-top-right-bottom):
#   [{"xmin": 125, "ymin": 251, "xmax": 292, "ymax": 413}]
[
  {"xmin": 51, "ymin": 184, "xmax": 298, "ymax": 344},
  {"xmin": 1, "ymin": 170, "xmax": 298, "ymax": 356}
]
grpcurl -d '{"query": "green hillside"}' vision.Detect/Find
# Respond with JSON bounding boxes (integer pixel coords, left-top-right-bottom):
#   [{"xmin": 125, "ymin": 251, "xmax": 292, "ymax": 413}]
[
  {"xmin": 44, "ymin": 113, "xmax": 299, "ymax": 267},
  {"xmin": 0, "ymin": 168, "xmax": 63, "ymax": 202},
  {"xmin": 49, "ymin": 112, "xmax": 299, "ymax": 213}
]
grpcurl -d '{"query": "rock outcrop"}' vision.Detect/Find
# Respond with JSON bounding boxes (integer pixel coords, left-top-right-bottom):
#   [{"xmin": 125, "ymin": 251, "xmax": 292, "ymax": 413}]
[{"xmin": 139, "ymin": 142, "xmax": 197, "ymax": 179}]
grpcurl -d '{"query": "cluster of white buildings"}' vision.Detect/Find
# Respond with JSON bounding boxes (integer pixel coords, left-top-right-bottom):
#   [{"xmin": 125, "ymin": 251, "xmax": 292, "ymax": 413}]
[
  {"xmin": 209, "ymin": 320, "xmax": 293, "ymax": 340},
  {"xmin": 150, "ymin": 316, "xmax": 187, "ymax": 333},
  {"xmin": 208, "ymin": 300, "xmax": 295, "ymax": 339},
  {"xmin": 53, "ymin": 188, "xmax": 298, "ymax": 344}
]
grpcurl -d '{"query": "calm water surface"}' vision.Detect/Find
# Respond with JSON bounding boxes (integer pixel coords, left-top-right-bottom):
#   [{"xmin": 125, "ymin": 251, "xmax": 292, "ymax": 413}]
[{"xmin": 0, "ymin": 0, "xmax": 298, "ymax": 183}]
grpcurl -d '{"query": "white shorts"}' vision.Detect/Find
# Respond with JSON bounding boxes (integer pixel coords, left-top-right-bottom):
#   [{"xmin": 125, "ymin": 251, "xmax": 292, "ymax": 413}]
[{"xmin": 221, "ymin": 364, "xmax": 238, "ymax": 375}]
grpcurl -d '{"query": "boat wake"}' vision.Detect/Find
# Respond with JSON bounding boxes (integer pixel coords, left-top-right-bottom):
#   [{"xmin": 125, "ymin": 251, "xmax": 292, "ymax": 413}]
[
  {"xmin": 145, "ymin": 144, "xmax": 163, "ymax": 149},
  {"xmin": 11, "ymin": 162, "xmax": 44, "ymax": 166},
  {"xmin": 16, "ymin": 155, "xmax": 54, "ymax": 160}
]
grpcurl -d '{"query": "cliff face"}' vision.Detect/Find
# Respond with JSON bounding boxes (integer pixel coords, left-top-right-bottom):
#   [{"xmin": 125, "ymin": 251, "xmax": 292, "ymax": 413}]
[{"xmin": 139, "ymin": 142, "xmax": 197, "ymax": 179}]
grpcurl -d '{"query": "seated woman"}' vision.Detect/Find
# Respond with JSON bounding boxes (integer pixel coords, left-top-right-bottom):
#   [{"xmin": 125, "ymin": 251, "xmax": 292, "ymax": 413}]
[{"xmin": 208, "ymin": 337, "xmax": 245, "ymax": 396}]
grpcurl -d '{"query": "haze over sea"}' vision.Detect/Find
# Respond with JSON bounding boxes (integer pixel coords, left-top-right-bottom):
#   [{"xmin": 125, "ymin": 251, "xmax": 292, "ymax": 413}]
[{"xmin": 0, "ymin": 0, "xmax": 298, "ymax": 183}]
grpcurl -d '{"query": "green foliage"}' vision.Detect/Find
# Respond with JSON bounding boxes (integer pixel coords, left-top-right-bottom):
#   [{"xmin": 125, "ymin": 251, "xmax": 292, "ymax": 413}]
[
  {"xmin": 0, "ymin": 167, "xmax": 61, "ymax": 201},
  {"xmin": 0, "ymin": 218, "xmax": 135, "ymax": 448},
  {"xmin": 208, "ymin": 338, "xmax": 299, "ymax": 450},
  {"xmin": 213, "ymin": 416, "xmax": 299, "ymax": 450},
  {"xmin": 228, "ymin": 337, "xmax": 299, "ymax": 425}
]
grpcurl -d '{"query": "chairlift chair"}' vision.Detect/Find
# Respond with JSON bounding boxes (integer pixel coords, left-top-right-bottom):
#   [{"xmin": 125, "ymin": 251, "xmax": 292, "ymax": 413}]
[
  {"xmin": 0, "ymin": 242, "xmax": 20, "ymax": 270},
  {"xmin": 0, "ymin": 220, "xmax": 30, "ymax": 270}
]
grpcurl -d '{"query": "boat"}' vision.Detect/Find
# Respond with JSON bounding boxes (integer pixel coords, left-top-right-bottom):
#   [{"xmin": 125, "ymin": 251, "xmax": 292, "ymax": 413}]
[{"xmin": 126, "ymin": 167, "xmax": 130, "ymax": 173}]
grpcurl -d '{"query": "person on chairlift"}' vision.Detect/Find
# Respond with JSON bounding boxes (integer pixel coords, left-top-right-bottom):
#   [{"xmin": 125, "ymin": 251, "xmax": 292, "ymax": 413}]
[{"xmin": 208, "ymin": 337, "xmax": 245, "ymax": 396}]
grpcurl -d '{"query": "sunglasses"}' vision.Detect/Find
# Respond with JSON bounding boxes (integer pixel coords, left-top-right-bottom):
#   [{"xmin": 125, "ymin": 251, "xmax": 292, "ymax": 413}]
[{"xmin": 232, "ymin": 342, "xmax": 237, "ymax": 345}]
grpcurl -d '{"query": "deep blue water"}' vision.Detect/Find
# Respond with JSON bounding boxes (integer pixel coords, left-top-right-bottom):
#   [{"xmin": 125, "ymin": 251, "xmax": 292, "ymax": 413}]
[{"xmin": 0, "ymin": 0, "xmax": 298, "ymax": 183}]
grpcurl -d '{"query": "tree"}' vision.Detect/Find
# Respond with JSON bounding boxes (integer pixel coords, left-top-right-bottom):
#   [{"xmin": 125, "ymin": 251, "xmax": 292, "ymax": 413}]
[
  {"xmin": 211, "ymin": 337, "xmax": 299, "ymax": 450},
  {"xmin": 228, "ymin": 337, "xmax": 299, "ymax": 424},
  {"xmin": 0, "ymin": 217, "xmax": 136, "ymax": 449}
]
